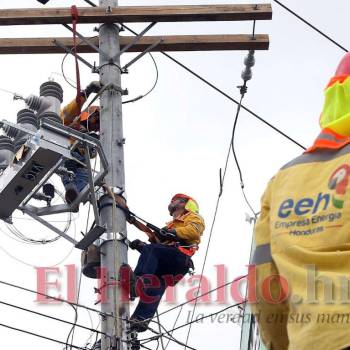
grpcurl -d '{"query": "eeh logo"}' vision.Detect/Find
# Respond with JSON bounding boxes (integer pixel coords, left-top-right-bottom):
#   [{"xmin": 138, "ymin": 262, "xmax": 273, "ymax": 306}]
[{"xmin": 328, "ymin": 164, "xmax": 350, "ymax": 209}]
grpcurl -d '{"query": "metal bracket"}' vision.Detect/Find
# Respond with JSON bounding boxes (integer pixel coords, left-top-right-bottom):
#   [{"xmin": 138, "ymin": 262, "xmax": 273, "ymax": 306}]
[
  {"xmin": 84, "ymin": 144, "xmax": 101, "ymax": 227},
  {"xmin": 22, "ymin": 207, "xmax": 78, "ymax": 245},
  {"xmin": 122, "ymin": 39, "xmax": 163, "ymax": 72},
  {"xmin": 75, "ymin": 225, "xmax": 106, "ymax": 250},
  {"xmin": 53, "ymin": 39, "xmax": 95, "ymax": 72},
  {"xmin": 114, "ymin": 22, "xmax": 157, "ymax": 61},
  {"xmin": 62, "ymin": 24, "xmax": 110, "ymax": 61},
  {"xmin": 117, "ymin": 232, "xmax": 130, "ymax": 246}
]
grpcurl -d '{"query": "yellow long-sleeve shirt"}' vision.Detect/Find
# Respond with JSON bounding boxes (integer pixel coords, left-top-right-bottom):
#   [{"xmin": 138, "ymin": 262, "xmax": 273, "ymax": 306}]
[
  {"xmin": 60, "ymin": 96, "xmax": 87, "ymax": 127},
  {"xmin": 166, "ymin": 211, "xmax": 205, "ymax": 245},
  {"xmin": 252, "ymin": 130, "xmax": 350, "ymax": 350}
]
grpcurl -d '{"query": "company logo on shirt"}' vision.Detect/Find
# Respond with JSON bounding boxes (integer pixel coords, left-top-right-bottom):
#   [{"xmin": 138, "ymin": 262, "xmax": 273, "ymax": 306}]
[
  {"xmin": 328, "ymin": 164, "xmax": 350, "ymax": 209},
  {"xmin": 277, "ymin": 164, "xmax": 350, "ymax": 219}
]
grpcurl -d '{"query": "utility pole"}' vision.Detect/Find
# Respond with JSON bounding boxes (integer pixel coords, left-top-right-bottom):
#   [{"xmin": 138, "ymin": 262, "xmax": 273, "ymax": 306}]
[{"xmin": 98, "ymin": 0, "xmax": 129, "ymax": 349}]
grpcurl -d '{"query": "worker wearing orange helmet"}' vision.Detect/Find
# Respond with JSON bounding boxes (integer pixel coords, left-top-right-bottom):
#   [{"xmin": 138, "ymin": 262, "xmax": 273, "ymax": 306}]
[
  {"xmin": 116, "ymin": 193, "xmax": 205, "ymax": 333},
  {"xmin": 60, "ymin": 81, "xmax": 101, "ymax": 204},
  {"xmin": 251, "ymin": 53, "xmax": 350, "ymax": 350}
]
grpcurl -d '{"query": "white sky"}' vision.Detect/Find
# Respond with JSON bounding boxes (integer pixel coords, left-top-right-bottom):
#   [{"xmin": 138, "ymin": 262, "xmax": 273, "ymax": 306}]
[{"xmin": 0, "ymin": 0, "xmax": 348, "ymax": 349}]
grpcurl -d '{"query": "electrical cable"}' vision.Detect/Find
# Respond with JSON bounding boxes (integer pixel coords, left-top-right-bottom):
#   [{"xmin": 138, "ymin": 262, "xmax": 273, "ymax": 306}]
[
  {"xmin": 5, "ymin": 189, "xmax": 72, "ymax": 244},
  {"xmin": 68, "ymin": 157, "xmax": 97, "ymax": 349},
  {"xmin": 82, "ymin": 0, "xmax": 97, "ymax": 8},
  {"xmin": 0, "ymin": 322, "xmax": 92, "ymax": 350},
  {"xmin": 122, "ymin": 52, "xmax": 159, "ymax": 104},
  {"xmin": 148, "ymin": 320, "xmax": 197, "ymax": 350},
  {"xmin": 164, "ymin": 306, "xmax": 183, "ymax": 349},
  {"xmin": 0, "ymin": 214, "xmax": 77, "ymax": 268},
  {"xmin": 182, "ymin": 91, "xmax": 249, "ymax": 346},
  {"xmin": 140, "ymin": 301, "xmax": 245, "ymax": 344},
  {"xmin": 154, "ymin": 275, "xmax": 246, "ymax": 321},
  {"xmin": 61, "ymin": 35, "xmax": 98, "ymax": 89},
  {"xmin": 73, "ymin": 0, "xmax": 160, "ymax": 105},
  {"xmin": 272, "ymin": 0, "xmax": 348, "ymax": 53},
  {"xmin": 0, "ymin": 299, "xmax": 102, "ymax": 335},
  {"xmin": 230, "ymin": 90, "xmax": 258, "ymax": 218},
  {"xmin": 66, "ymin": 272, "xmax": 82, "ymax": 349},
  {"xmin": 121, "ymin": 24, "xmax": 306, "ymax": 151},
  {"xmin": 0, "ymin": 279, "xmax": 112, "ymax": 318}
]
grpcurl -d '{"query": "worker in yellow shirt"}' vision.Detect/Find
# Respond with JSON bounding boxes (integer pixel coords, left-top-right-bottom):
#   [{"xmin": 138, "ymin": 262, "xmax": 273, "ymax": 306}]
[
  {"xmin": 60, "ymin": 81, "xmax": 101, "ymax": 204},
  {"xmin": 251, "ymin": 52, "xmax": 350, "ymax": 350},
  {"xmin": 116, "ymin": 193, "xmax": 205, "ymax": 333}
]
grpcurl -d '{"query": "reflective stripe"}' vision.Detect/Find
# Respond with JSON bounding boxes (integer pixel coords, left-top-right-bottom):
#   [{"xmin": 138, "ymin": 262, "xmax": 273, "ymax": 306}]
[
  {"xmin": 281, "ymin": 143, "xmax": 350, "ymax": 170},
  {"xmin": 252, "ymin": 243, "xmax": 272, "ymax": 265},
  {"xmin": 317, "ymin": 132, "xmax": 345, "ymax": 143}
]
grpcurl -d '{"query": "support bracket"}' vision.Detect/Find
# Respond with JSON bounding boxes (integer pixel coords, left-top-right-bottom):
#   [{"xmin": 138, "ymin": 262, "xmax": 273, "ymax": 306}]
[
  {"xmin": 53, "ymin": 39, "xmax": 96, "ymax": 72},
  {"xmin": 122, "ymin": 39, "xmax": 163, "ymax": 72}
]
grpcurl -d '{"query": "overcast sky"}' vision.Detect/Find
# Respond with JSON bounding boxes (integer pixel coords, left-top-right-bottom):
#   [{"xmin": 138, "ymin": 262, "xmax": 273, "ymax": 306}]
[{"xmin": 0, "ymin": 0, "xmax": 348, "ymax": 349}]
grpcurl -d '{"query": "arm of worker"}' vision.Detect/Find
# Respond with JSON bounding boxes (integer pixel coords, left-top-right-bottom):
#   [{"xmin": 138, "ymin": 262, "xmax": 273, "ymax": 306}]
[
  {"xmin": 250, "ymin": 179, "xmax": 289, "ymax": 350},
  {"xmin": 173, "ymin": 212, "xmax": 205, "ymax": 243},
  {"xmin": 60, "ymin": 81, "xmax": 101, "ymax": 126},
  {"xmin": 128, "ymin": 216, "xmax": 157, "ymax": 243},
  {"xmin": 112, "ymin": 193, "xmax": 158, "ymax": 243}
]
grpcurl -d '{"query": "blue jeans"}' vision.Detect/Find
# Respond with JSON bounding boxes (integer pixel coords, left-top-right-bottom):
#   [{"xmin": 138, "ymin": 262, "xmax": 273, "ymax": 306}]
[
  {"xmin": 132, "ymin": 244, "xmax": 190, "ymax": 320},
  {"xmin": 61, "ymin": 151, "xmax": 89, "ymax": 192}
]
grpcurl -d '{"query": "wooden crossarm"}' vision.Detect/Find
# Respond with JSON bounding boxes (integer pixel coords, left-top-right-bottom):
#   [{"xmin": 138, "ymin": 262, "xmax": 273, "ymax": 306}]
[{"xmin": 0, "ymin": 4, "xmax": 272, "ymax": 25}]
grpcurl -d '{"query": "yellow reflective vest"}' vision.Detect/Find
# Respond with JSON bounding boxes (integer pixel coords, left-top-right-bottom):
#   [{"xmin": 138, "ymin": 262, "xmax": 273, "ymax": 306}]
[{"xmin": 251, "ymin": 130, "xmax": 350, "ymax": 350}]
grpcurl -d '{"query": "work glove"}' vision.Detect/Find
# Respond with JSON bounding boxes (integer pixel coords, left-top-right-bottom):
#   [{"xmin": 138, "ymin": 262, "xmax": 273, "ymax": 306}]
[
  {"xmin": 84, "ymin": 81, "xmax": 102, "ymax": 97},
  {"xmin": 156, "ymin": 229, "xmax": 178, "ymax": 242},
  {"xmin": 129, "ymin": 239, "xmax": 146, "ymax": 252},
  {"xmin": 126, "ymin": 213, "xmax": 136, "ymax": 224}
]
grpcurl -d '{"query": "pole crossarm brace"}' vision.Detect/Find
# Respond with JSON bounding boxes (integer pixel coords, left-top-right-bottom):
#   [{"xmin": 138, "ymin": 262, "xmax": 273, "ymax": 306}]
[
  {"xmin": 0, "ymin": 35, "xmax": 269, "ymax": 54},
  {"xmin": 0, "ymin": 4, "xmax": 272, "ymax": 26}
]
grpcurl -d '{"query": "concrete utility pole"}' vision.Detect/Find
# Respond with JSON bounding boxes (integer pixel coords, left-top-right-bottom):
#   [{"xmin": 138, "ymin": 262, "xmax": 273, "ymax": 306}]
[{"xmin": 98, "ymin": 0, "xmax": 129, "ymax": 349}]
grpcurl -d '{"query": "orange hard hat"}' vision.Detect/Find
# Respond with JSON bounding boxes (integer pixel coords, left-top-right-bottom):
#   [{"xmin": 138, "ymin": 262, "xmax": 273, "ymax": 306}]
[
  {"xmin": 171, "ymin": 193, "xmax": 199, "ymax": 213},
  {"xmin": 80, "ymin": 105, "xmax": 100, "ymax": 122}
]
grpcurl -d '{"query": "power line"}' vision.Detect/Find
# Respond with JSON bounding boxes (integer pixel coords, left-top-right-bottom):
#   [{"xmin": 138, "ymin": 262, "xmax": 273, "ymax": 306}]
[
  {"xmin": 148, "ymin": 317, "xmax": 197, "ymax": 350},
  {"xmin": 156, "ymin": 275, "xmax": 246, "ymax": 320},
  {"xmin": 123, "ymin": 52, "xmax": 159, "ymax": 104},
  {"xmin": 140, "ymin": 301, "xmax": 245, "ymax": 343},
  {"xmin": 160, "ymin": 51, "xmax": 306, "ymax": 150},
  {"xmin": 0, "ymin": 322, "xmax": 92, "ymax": 350},
  {"xmin": 272, "ymin": 0, "xmax": 348, "ymax": 53},
  {"xmin": 0, "ymin": 279, "xmax": 111, "ymax": 318},
  {"xmin": 0, "ymin": 299, "xmax": 103, "ymax": 335},
  {"xmin": 120, "ymin": 23, "xmax": 305, "ymax": 150}
]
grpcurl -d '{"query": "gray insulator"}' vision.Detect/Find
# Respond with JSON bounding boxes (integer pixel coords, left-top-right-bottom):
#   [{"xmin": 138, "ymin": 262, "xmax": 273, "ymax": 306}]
[
  {"xmin": 0, "ymin": 136, "xmax": 14, "ymax": 152},
  {"xmin": 3, "ymin": 125, "xmax": 19, "ymax": 139},
  {"xmin": 12, "ymin": 109, "xmax": 39, "ymax": 151},
  {"xmin": 241, "ymin": 67, "xmax": 252, "ymax": 82},
  {"xmin": 0, "ymin": 135, "xmax": 14, "ymax": 170},
  {"xmin": 25, "ymin": 95, "xmax": 41, "ymax": 111},
  {"xmin": 244, "ymin": 50, "xmax": 255, "ymax": 68},
  {"xmin": 40, "ymin": 81, "xmax": 63, "ymax": 102},
  {"xmin": 17, "ymin": 109, "xmax": 38, "ymax": 129},
  {"xmin": 38, "ymin": 112, "xmax": 62, "ymax": 125}
]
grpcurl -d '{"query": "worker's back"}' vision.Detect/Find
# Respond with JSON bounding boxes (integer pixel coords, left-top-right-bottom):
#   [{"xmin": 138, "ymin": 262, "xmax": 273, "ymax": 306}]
[{"xmin": 253, "ymin": 140, "xmax": 350, "ymax": 350}]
